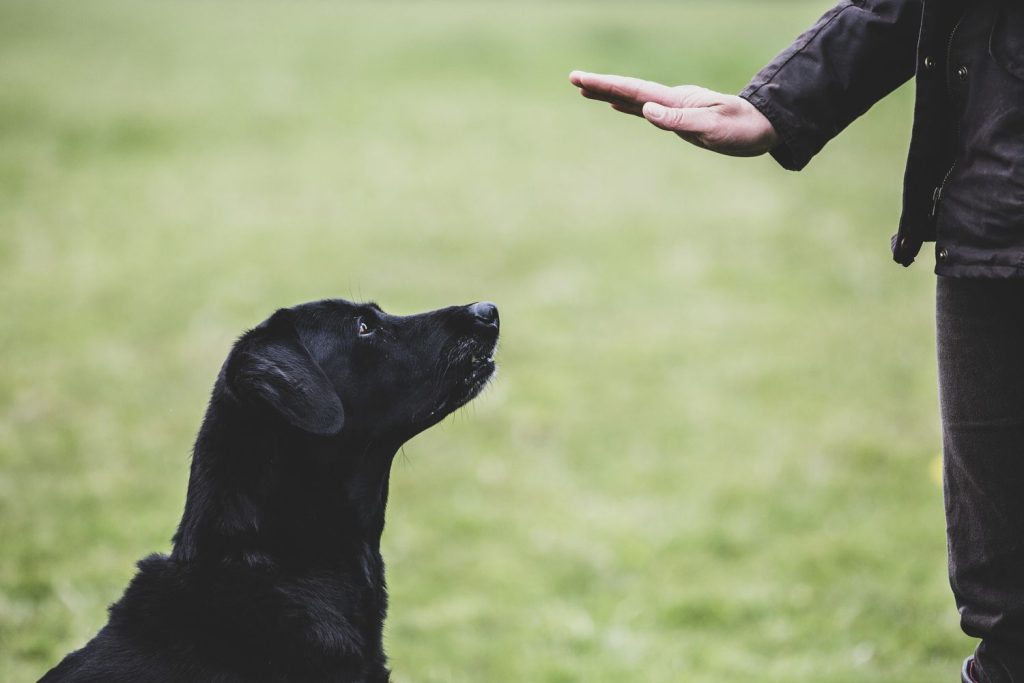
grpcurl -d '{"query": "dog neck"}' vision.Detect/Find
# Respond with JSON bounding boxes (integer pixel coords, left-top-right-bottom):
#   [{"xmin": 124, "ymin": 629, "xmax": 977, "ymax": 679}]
[
  {"xmin": 172, "ymin": 400, "xmax": 400, "ymax": 565},
  {"xmin": 161, "ymin": 394, "xmax": 399, "ymax": 674}
]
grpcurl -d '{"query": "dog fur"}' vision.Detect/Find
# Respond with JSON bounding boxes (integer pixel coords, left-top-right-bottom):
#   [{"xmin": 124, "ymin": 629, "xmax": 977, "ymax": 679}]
[{"xmin": 40, "ymin": 298, "xmax": 500, "ymax": 682}]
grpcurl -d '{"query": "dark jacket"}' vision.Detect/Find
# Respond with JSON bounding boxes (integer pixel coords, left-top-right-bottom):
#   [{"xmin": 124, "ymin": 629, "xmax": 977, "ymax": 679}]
[{"xmin": 740, "ymin": 0, "xmax": 1024, "ymax": 277}]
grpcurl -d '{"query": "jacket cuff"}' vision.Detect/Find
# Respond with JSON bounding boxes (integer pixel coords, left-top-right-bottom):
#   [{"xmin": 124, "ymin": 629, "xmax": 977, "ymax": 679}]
[{"xmin": 740, "ymin": 86, "xmax": 819, "ymax": 172}]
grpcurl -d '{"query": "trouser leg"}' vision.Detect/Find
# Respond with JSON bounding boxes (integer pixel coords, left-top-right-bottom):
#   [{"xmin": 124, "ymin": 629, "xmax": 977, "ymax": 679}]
[{"xmin": 937, "ymin": 276, "xmax": 1024, "ymax": 682}]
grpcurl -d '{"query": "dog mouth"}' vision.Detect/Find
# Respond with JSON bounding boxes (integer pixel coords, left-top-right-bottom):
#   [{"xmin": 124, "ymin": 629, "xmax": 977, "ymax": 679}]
[
  {"xmin": 430, "ymin": 338, "xmax": 498, "ymax": 418},
  {"xmin": 460, "ymin": 353, "xmax": 497, "ymax": 401}
]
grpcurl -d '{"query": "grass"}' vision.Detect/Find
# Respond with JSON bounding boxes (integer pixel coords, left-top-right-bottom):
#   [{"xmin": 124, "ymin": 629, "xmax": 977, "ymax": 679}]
[{"xmin": 0, "ymin": 1, "xmax": 964, "ymax": 680}]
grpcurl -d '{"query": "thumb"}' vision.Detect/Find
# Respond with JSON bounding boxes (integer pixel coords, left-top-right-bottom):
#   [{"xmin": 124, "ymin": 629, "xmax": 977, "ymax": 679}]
[{"xmin": 642, "ymin": 102, "xmax": 715, "ymax": 135}]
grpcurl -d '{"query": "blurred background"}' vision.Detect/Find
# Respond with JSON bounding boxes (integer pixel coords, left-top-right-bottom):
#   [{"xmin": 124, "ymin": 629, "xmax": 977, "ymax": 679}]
[{"xmin": 0, "ymin": 1, "xmax": 960, "ymax": 680}]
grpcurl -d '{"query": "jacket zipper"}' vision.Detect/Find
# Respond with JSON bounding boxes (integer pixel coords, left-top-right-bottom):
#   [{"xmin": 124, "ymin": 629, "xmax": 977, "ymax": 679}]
[{"xmin": 931, "ymin": 12, "xmax": 966, "ymax": 219}]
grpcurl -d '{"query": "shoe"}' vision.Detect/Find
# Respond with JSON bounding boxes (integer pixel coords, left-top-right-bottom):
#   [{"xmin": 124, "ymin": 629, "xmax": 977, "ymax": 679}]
[{"xmin": 962, "ymin": 656, "xmax": 977, "ymax": 683}]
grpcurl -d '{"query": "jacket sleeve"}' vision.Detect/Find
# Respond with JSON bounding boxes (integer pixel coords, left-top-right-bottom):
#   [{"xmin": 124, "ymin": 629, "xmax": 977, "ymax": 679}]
[{"xmin": 740, "ymin": 0, "xmax": 923, "ymax": 171}]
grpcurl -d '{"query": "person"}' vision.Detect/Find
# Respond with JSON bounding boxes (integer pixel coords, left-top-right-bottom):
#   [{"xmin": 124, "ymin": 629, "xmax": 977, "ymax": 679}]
[{"xmin": 570, "ymin": 2, "xmax": 1024, "ymax": 681}]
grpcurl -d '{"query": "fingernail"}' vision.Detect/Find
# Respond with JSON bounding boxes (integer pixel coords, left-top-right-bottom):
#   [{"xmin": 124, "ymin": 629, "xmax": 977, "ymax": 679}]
[{"xmin": 644, "ymin": 102, "xmax": 666, "ymax": 120}]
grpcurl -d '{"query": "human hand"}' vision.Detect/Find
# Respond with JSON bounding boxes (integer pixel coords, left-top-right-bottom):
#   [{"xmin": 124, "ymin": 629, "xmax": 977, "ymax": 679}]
[{"xmin": 569, "ymin": 71, "xmax": 778, "ymax": 157}]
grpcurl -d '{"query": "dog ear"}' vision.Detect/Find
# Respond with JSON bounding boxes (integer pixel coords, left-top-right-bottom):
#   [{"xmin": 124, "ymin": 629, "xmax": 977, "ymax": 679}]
[{"xmin": 227, "ymin": 325, "xmax": 345, "ymax": 436}]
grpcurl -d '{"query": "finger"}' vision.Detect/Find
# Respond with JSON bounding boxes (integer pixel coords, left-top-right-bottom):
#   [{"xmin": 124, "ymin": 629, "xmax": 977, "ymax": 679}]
[
  {"xmin": 642, "ymin": 102, "xmax": 716, "ymax": 135},
  {"xmin": 571, "ymin": 72, "xmax": 676, "ymax": 107},
  {"xmin": 579, "ymin": 88, "xmax": 641, "ymax": 109},
  {"xmin": 610, "ymin": 102, "xmax": 645, "ymax": 118},
  {"xmin": 578, "ymin": 88, "xmax": 643, "ymax": 116},
  {"xmin": 579, "ymin": 88, "xmax": 619, "ymax": 104}
]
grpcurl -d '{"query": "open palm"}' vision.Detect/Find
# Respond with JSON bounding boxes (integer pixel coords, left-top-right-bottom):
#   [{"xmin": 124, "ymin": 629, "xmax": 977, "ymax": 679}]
[{"xmin": 570, "ymin": 71, "xmax": 777, "ymax": 157}]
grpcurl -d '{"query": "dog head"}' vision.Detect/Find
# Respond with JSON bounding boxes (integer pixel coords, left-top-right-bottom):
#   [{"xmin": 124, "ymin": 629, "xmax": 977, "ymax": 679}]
[{"xmin": 223, "ymin": 299, "xmax": 499, "ymax": 444}]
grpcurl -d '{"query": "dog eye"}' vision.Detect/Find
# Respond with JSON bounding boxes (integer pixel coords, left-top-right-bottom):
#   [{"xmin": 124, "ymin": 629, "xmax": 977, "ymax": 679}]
[{"xmin": 357, "ymin": 318, "xmax": 373, "ymax": 336}]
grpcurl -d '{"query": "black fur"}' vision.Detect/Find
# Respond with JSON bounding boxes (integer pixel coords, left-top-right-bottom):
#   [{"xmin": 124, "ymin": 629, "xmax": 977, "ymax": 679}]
[{"xmin": 40, "ymin": 298, "xmax": 500, "ymax": 682}]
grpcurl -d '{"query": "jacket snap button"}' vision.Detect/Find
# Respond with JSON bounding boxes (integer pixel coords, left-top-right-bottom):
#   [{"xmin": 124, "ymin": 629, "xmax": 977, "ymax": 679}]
[
  {"xmin": 924, "ymin": 56, "xmax": 935, "ymax": 69},
  {"xmin": 957, "ymin": 65, "xmax": 969, "ymax": 80},
  {"xmin": 938, "ymin": 247, "xmax": 949, "ymax": 261}
]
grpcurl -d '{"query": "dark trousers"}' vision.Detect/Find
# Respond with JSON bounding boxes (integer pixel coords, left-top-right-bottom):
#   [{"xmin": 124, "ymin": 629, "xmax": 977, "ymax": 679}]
[{"xmin": 938, "ymin": 277, "xmax": 1024, "ymax": 682}]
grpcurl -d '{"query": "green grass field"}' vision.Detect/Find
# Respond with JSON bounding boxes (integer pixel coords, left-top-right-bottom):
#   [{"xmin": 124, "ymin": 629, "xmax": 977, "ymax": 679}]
[{"xmin": 0, "ymin": 1, "xmax": 965, "ymax": 680}]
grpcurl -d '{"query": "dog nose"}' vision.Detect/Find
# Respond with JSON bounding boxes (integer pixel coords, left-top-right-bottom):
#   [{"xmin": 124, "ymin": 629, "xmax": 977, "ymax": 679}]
[{"xmin": 468, "ymin": 301, "xmax": 499, "ymax": 328}]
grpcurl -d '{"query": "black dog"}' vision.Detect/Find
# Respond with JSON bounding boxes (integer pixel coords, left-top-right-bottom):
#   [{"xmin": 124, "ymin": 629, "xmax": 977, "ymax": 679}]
[{"xmin": 40, "ymin": 298, "xmax": 499, "ymax": 682}]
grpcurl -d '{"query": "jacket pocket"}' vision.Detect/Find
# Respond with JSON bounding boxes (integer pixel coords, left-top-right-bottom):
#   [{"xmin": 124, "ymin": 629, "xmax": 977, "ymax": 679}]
[{"xmin": 991, "ymin": 3, "xmax": 1024, "ymax": 79}]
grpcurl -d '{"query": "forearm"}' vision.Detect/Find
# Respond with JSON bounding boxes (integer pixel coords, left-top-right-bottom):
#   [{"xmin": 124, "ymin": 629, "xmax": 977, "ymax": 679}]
[{"xmin": 741, "ymin": 0, "xmax": 923, "ymax": 171}]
